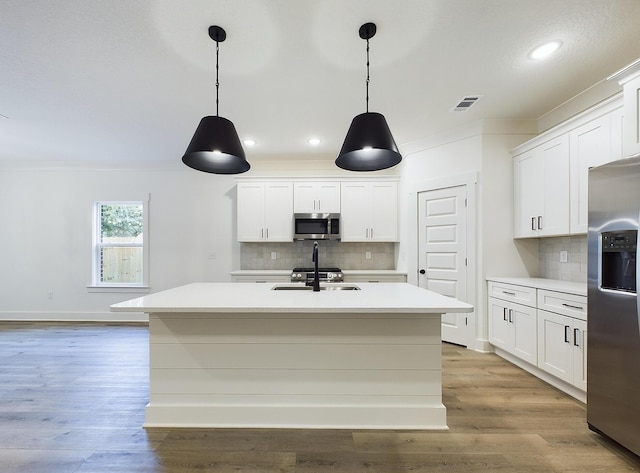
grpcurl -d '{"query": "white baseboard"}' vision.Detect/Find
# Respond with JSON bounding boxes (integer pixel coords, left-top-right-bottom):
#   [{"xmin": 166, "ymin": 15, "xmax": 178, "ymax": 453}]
[
  {"xmin": 144, "ymin": 403, "xmax": 449, "ymax": 430},
  {"xmin": 0, "ymin": 311, "xmax": 148, "ymax": 323},
  {"xmin": 472, "ymin": 338, "xmax": 492, "ymax": 353}
]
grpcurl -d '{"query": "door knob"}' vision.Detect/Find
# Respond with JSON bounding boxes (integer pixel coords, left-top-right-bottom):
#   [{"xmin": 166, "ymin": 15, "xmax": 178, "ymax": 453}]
[{"xmin": 419, "ymin": 269, "xmax": 426, "ymax": 274}]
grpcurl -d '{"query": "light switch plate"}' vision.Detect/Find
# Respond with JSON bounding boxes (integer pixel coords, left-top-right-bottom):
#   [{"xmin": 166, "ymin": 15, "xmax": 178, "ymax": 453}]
[{"xmin": 560, "ymin": 250, "xmax": 568, "ymax": 263}]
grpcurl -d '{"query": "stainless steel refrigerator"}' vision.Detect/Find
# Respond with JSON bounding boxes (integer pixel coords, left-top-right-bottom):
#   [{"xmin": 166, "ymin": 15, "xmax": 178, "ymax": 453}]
[{"xmin": 588, "ymin": 155, "xmax": 640, "ymax": 457}]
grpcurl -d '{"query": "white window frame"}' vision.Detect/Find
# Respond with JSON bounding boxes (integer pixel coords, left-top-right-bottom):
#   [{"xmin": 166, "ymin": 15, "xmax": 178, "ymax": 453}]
[{"xmin": 88, "ymin": 199, "xmax": 149, "ymax": 293}]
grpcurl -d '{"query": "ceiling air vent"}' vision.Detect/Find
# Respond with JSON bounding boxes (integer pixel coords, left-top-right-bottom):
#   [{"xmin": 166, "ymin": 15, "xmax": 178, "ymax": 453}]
[{"xmin": 451, "ymin": 95, "xmax": 483, "ymax": 112}]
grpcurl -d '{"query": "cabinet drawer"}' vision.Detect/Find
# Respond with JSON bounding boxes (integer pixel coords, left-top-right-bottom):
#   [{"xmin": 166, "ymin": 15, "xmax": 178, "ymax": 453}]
[
  {"xmin": 488, "ymin": 282, "xmax": 536, "ymax": 307},
  {"xmin": 537, "ymin": 290, "xmax": 587, "ymax": 321}
]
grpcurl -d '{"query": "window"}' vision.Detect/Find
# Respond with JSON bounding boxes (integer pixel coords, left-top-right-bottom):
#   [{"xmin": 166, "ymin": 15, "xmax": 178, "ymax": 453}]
[{"xmin": 91, "ymin": 201, "xmax": 148, "ymax": 289}]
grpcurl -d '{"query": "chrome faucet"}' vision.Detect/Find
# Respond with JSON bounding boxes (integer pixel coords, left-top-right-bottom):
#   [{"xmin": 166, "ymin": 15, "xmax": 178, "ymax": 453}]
[{"xmin": 312, "ymin": 241, "xmax": 320, "ymax": 292}]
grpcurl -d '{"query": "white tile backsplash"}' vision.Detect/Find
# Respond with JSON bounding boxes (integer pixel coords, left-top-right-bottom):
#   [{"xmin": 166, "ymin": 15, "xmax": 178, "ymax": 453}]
[
  {"xmin": 538, "ymin": 236, "xmax": 587, "ymax": 283},
  {"xmin": 240, "ymin": 241, "xmax": 395, "ymax": 270}
]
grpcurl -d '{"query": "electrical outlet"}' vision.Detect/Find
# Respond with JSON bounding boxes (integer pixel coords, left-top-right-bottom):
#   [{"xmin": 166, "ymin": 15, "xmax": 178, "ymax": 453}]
[
  {"xmin": 560, "ymin": 250, "xmax": 568, "ymax": 263},
  {"xmin": 365, "ymin": 251, "xmax": 371, "ymax": 259},
  {"xmin": 271, "ymin": 251, "xmax": 277, "ymax": 260}
]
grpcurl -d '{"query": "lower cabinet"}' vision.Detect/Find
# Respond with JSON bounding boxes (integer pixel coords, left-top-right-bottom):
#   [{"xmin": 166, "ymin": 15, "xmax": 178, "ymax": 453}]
[
  {"xmin": 537, "ymin": 310, "xmax": 587, "ymax": 391},
  {"xmin": 488, "ymin": 297, "xmax": 537, "ymax": 365},
  {"xmin": 343, "ymin": 273, "xmax": 407, "ymax": 283},
  {"xmin": 487, "ymin": 279, "xmax": 587, "ymax": 400}
]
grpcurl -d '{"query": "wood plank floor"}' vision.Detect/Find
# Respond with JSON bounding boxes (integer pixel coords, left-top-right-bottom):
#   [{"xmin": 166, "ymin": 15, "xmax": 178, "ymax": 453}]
[{"xmin": 1, "ymin": 322, "xmax": 639, "ymax": 472}]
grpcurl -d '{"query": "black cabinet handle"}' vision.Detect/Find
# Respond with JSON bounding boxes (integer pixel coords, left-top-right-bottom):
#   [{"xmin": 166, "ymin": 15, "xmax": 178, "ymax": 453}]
[
  {"xmin": 562, "ymin": 303, "xmax": 584, "ymax": 311},
  {"xmin": 573, "ymin": 328, "xmax": 580, "ymax": 347},
  {"xmin": 564, "ymin": 325, "xmax": 571, "ymax": 343},
  {"xmin": 419, "ymin": 269, "xmax": 426, "ymax": 274}
]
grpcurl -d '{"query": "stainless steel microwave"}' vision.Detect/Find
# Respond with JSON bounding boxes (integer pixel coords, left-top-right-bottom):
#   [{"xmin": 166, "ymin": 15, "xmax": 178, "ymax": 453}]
[{"xmin": 294, "ymin": 213, "xmax": 340, "ymax": 240}]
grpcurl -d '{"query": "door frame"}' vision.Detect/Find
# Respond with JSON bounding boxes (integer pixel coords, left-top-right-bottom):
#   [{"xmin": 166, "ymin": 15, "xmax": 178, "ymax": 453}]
[{"xmin": 408, "ymin": 173, "xmax": 478, "ymax": 349}]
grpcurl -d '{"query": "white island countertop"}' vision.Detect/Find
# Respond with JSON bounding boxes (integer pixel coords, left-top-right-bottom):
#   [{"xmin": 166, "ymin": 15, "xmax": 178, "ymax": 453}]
[
  {"xmin": 110, "ymin": 282, "xmax": 473, "ymax": 314},
  {"xmin": 111, "ymin": 282, "xmax": 472, "ymax": 429}
]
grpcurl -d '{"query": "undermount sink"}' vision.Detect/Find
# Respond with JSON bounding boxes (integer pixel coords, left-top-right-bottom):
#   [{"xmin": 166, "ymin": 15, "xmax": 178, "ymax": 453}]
[{"xmin": 272, "ymin": 284, "xmax": 360, "ymax": 291}]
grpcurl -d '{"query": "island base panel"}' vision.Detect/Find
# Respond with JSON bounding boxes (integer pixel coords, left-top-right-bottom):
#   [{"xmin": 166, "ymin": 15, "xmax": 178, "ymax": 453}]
[{"xmin": 147, "ymin": 312, "xmax": 446, "ymax": 429}]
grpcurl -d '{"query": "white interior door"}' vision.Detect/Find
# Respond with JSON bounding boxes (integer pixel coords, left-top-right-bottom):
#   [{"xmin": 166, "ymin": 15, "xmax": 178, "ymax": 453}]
[{"xmin": 418, "ymin": 185, "xmax": 468, "ymax": 346}]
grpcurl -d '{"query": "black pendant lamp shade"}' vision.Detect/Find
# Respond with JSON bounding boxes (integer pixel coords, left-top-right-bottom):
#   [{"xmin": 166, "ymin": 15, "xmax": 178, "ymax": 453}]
[
  {"xmin": 335, "ymin": 112, "xmax": 401, "ymax": 171},
  {"xmin": 182, "ymin": 116, "xmax": 249, "ymax": 174},
  {"xmin": 336, "ymin": 22, "xmax": 402, "ymax": 172},
  {"xmin": 182, "ymin": 26, "xmax": 250, "ymax": 174}
]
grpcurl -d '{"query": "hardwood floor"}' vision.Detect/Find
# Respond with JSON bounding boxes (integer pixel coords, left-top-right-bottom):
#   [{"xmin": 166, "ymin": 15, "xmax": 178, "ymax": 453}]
[{"xmin": 1, "ymin": 322, "xmax": 639, "ymax": 472}]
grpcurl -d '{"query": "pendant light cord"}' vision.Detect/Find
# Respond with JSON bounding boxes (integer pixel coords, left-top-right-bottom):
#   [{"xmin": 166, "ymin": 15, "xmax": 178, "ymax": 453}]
[
  {"xmin": 365, "ymin": 37, "xmax": 370, "ymax": 113},
  {"xmin": 215, "ymin": 40, "xmax": 220, "ymax": 117}
]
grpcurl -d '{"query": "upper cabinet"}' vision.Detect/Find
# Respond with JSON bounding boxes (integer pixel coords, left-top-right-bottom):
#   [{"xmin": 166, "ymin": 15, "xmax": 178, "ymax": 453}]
[
  {"xmin": 568, "ymin": 115, "xmax": 616, "ymax": 234},
  {"xmin": 293, "ymin": 182, "xmax": 340, "ymax": 213},
  {"xmin": 621, "ymin": 74, "xmax": 640, "ymax": 157},
  {"xmin": 341, "ymin": 182, "xmax": 399, "ymax": 242},
  {"xmin": 512, "ymin": 95, "xmax": 623, "ymax": 238},
  {"xmin": 514, "ymin": 135, "xmax": 569, "ymax": 238},
  {"xmin": 237, "ymin": 178, "xmax": 399, "ymax": 243},
  {"xmin": 237, "ymin": 182, "xmax": 293, "ymax": 242}
]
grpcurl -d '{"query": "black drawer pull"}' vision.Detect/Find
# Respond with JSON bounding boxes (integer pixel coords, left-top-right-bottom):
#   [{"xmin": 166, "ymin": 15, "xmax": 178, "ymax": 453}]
[
  {"xmin": 502, "ymin": 291, "xmax": 516, "ymax": 296},
  {"xmin": 562, "ymin": 303, "xmax": 584, "ymax": 311}
]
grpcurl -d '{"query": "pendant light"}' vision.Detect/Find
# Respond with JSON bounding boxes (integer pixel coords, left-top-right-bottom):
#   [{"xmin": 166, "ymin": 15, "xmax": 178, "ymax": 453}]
[
  {"xmin": 335, "ymin": 22, "xmax": 402, "ymax": 172},
  {"xmin": 182, "ymin": 25, "xmax": 250, "ymax": 174}
]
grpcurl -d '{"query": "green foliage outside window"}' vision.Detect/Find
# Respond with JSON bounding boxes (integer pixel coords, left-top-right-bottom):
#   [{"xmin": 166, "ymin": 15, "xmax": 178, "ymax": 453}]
[{"xmin": 100, "ymin": 204, "xmax": 143, "ymax": 239}]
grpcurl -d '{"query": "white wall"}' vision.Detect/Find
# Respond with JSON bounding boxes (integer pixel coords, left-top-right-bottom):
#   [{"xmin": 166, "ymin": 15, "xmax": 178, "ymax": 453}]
[
  {"xmin": 0, "ymin": 166, "xmax": 240, "ymax": 321},
  {"xmin": 398, "ymin": 120, "xmax": 537, "ymax": 350}
]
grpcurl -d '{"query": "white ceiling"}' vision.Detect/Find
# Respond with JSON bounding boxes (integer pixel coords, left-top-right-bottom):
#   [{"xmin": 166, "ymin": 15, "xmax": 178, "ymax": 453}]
[{"xmin": 2, "ymin": 0, "xmax": 640, "ymax": 167}]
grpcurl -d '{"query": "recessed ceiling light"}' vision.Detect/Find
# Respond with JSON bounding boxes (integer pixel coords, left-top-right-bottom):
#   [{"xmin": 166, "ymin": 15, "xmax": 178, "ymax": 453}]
[
  {"xmin": 243, "ymin": 139, "xmax": 256, "ymax": 147},
  {"xmin": 308, "ymin": 138, "xmax": 321, "ymax": 146},
  {"xmin": 529, "ymin": 40, "xmax": 562, "ymax": 60}
]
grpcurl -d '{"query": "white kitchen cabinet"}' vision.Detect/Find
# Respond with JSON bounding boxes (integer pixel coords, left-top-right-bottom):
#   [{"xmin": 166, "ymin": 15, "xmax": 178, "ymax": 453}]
[
  {"xmin": 569, "ymin": 114, "xmax": 616, "ymax": 234},
  {"xmin": 340, "ymin": 181, "xmax": 398, "ymax": 242},
  {"xmin": 488, "ymin": 296, "xmax": 537, "ymax": 366},
  {"xmin": 536, "ymin": 289, "xmax": 587, "ymax": 391},
  {"xmin": 237, "ymin": 182, "xmax": 293, "ymax": 242},
  {"xmin": 487, "ymin": 278, "xmax": 587, "ymax": 401},
  {"xmin": 618, "ymin": 72, "xmax": 640, "ymax": 157},
  {"xmin": 293, "ymin": 182, "xmax": 340, "ymax": 213},
  {"xmin": 513, "ymin": 135, "xmax": 569, "ymax": 238},
  {"xmin": 487, "ymin": 281, "xmax": 538, "ymax": 365},
  {"xmin": 537, "ymin": 309, "xmax": 587, "ymax": 391},
  {"xmin": 610, "ymin": 106, "xmax": 624, "ymax": 162}
]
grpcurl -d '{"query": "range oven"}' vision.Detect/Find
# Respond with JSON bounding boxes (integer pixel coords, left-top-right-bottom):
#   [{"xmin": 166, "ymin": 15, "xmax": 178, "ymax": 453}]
[{"xmin": 291, "ymin": 267, "xmax": 344, "ymax": 284}]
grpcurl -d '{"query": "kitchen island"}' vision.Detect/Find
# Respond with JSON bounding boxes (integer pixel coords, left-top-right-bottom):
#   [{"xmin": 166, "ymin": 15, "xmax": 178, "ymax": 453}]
[{"xmin": 111, "ymin": 282, "xmax": 473, "ymax": 429}]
